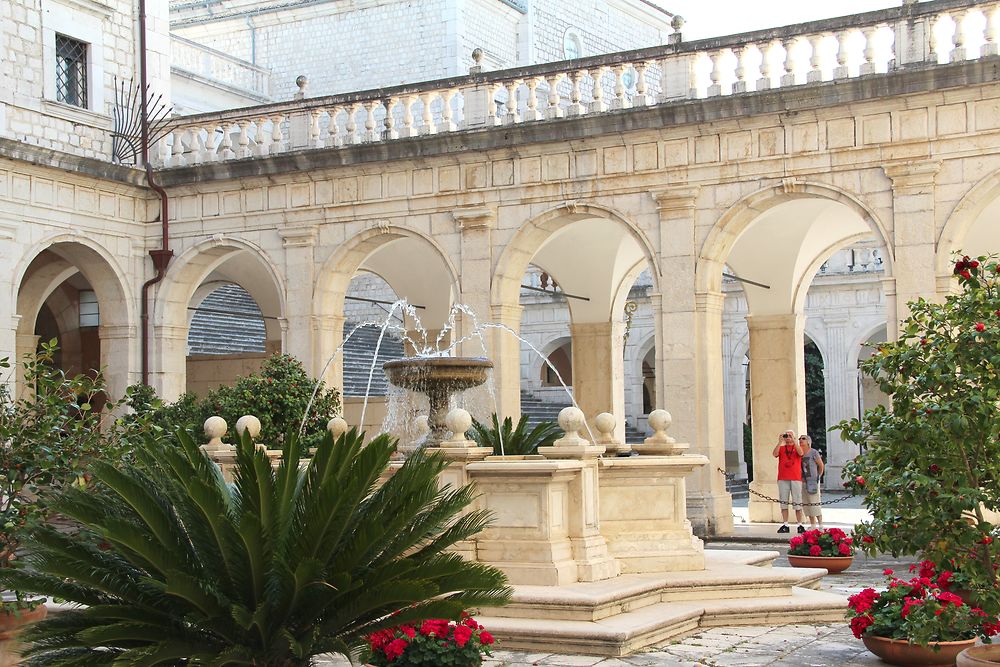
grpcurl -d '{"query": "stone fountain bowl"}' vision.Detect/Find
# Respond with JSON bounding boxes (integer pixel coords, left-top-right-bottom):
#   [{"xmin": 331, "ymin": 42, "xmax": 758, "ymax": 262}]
[{"xmin": 383, "ymin": 357, "xmax": 493, "ymax": 393}]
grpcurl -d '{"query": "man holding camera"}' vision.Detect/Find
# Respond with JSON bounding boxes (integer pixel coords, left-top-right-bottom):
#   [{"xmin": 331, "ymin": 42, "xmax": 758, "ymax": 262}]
[{"xmin": 772, "ymin": 430, "xmax": 806, "ymax": 534}]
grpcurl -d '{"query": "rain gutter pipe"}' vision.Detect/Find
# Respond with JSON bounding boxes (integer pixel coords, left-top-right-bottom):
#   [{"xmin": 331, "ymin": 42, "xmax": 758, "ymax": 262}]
[{"xmin": 138, "ymin": 0, "xmax": 174, "ymax": 386}]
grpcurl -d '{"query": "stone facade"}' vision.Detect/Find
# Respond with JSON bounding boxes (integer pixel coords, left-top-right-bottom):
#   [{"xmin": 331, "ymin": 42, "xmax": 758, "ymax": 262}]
[{"xmin": 2, "ymin": 0, "xmax": 1000, "ymax": 535}]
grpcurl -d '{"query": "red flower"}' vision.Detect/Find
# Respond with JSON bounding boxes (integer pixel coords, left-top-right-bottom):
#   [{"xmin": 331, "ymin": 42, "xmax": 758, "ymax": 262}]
[
  {"xmin": 384, "ymin": 638, "xmax": 408, "ymax": 661},
  {"xmin": 980, "ymin": 536, "xmax": 994, "ymax": 545},
  {"xmin": 971, "ymin": 260, "xmax": 980, "ymax": 268},
  {"xmin": 884, "ymin": 568, "xmax": 894, "ymax": 576},
  {"xmin": 920, "ymin": 337, "xmax": 928, "ymax": 345},
  {"xmin": 419, "ymin": 619, "xmax": 450, "ymax": 637},
  {"xmin": 855, "ymin": 476, "xmax": 866, "ymax": 487},
  {"xmin": 850, "ymin": 614, "xmax": 874, "ymax": 639},
  {"xmin": 790, "ymin": 535, "xmax": 804, "ymax": 548},
  {"xmin": 975, "ymin": 322, "xmax": 986, "ymax": 332},
  {"xmin": 936, "ymin": 571, "xmax": 954, "ymax": 589},
  {"xmin": 936, "ymin": 591, "xmax": 964, "ymax": 607},
  {"xmin": 961, "ymin": 269, "xmax": 972, "ymax": 280},
  {"xmin": 848, "ymin": 588, "xmax": 879, "ymax": 614},
  {"xmin": 809, "ymin": 545, "xmax": 822, "ymax": 556},
  {"xmin": 901, "ymin": 597, "xmax": 923, "ymax": 618},
  {"xmin": 838, "ymin": 542, "xmax": 852, "ymax": 556},
  {"xmin": 400, "ymin": 625, "xmax": 416, "ymax": 639},
  {"xmin": 928, "ymin": 464, "xmax": 941, "ymax": 474},
  {"xmin": 862, "ymin": 535, "xmax": 875, "ymax": 544},
  {"xmin": 369, "ymin": 629, "xmax": 394, "ymax": 650},
  {"xmin": 479, "ymin": 631, "xmax": 495, "ymax": 645},
  {"xmin": 462, "ymin": 617, "xmax": 481, "ymax": 630},
  {"xmin": 452, "ymin": 624, "xmax": 473, "ymax": 648}
]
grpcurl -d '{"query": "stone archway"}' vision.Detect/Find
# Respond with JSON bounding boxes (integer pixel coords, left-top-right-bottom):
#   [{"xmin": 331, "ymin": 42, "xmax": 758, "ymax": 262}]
[
  {"xmin": 13, "ymin": 237, "xmax": 135, "ymax": 401},
  {"xmin": 696, "ymin": 180, "xmax": 892, "ymax": 521},
  {"xmin": 491, "ymin": 202, "xmax": 660, "ymax": 438},
  {"xmin": 152, "ymin": 237, "xmax": 285, "ymax": 400},
  {"xmin": 937, "ymin": 169, "xmax": 1000, "ymax": 292}
]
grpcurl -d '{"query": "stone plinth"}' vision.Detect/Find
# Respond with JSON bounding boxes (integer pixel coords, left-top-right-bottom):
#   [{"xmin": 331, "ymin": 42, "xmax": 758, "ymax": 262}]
[
  {"xmin": 426, "ymin": 440, "xmax": 493, "ymax": 562},
  {"xmin": 466, "ymin": 459, "xmax": 619, "ymax": 586},
  {"xmin": 598, "ymin": 455, "xmax": 708, "ymax": 573}
]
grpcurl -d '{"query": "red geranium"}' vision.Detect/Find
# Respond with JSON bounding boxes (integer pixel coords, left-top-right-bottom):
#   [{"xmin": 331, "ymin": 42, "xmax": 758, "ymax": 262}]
[
  {"xmin": 368, "ymin": 613, "xmax": 497, "ymax": 666},
  {"xmin": 788, "ymin": 528, "xmax": 857, "ymax": 558}
]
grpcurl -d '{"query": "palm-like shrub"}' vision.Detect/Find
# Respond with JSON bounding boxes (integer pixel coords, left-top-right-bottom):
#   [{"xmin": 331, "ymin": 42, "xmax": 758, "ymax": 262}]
[
  {"xmin": 0, "ymin": 428, "xmax": 511, "ymax": 665},
  {"xmin": 469, "ymin": 413, "xmax": 561, "ymax": 456}
]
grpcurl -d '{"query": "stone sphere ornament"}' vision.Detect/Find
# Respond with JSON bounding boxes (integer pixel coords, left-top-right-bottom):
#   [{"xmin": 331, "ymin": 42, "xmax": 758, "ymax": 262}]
[
  {"xmin": 204, "ymin": 416, "xmax": 227, "ymax": 447},
  {"xmin": 445, "ymin": 408, "xmax": 473, "ymax": 445},
  {"xmin": 414, "ymin": 415, "xmax": 430, "ymax": 436},
  {"xmin": 235, "ymin": 415, "xmax": 262, "ymax": 440},
  {"xmin": 647, "ymin": 410, "xmax": 675, "ymax": 443},
  {"xmin": 594, "ymin": 412, "xmax": 616, "ymax": 441},
  {"xmin": 558, "ymin": 406, "xmax": 586, "ymax": 437},
  {"xmin": 327, "ymin": 416, "xmax": 348, "ymax": 439}
]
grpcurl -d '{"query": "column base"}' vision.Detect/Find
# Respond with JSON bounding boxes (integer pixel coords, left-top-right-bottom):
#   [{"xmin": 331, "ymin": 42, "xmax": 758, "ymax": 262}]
[
  {"xmin": 748, "ymin": 480, "xmax": 787, "ymax": 523},
  {"xmin": 686, "ymin": 490, "xmax": 735, "ymax": 536}
]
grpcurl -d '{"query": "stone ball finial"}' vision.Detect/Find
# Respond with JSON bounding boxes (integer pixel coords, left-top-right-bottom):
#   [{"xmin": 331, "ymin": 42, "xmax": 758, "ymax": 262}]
[
  {"xmin": 670, "ymin": 15, "xmax": 685, "ymax": 32},
  {"xmin": 414, "ymin": 415, "xmax": 430, "ymax": 436},
  {"xmin": 327, "ymin": 416, "xmax": 348, "ymax": 439},
  {"xmin": 595, "ymin": 412, "xmax": 616, "ymax": 439},
  {"xmin": 648, "ymin": 409, "xmax": 673, "ymax": 437},
  {"xmin": 204, "ymin": 416, "xmax": 227, "ymax": 446},
  {"xmin": 445, "ymin": 408, "xmax": 473, "ymax": 441},
  {"xmin": 296, "ymin": 75, "xmax": 308, "ymax": 90},
  {"xmin": 472, "ymin": 48, "xmax": 484, "ymax": 64},
  {"xmin": 558, "ymin": 406, "xmax": 586, "ymax": 437},
  {"xmin": 235, "ymin": 415, "xmax": 262, "ymax": 440}
]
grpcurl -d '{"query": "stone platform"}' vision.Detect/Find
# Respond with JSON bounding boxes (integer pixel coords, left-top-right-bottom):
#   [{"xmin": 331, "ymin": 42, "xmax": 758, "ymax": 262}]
[{"xmin": 475, "ymin": 549, "xmax": 847, "ymax": 657}]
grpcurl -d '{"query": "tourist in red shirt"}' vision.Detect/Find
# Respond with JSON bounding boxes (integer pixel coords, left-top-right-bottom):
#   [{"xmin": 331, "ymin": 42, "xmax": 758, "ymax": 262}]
[{"xmin": 772, "ymin": 430, "xmax": 805, "ymax": 534}]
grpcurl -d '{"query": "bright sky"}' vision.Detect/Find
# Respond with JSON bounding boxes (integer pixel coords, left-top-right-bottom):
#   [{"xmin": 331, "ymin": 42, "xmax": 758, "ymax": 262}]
[{"xmin": 656, "ymin": 1, "xmax": 911, "ymax": 40}]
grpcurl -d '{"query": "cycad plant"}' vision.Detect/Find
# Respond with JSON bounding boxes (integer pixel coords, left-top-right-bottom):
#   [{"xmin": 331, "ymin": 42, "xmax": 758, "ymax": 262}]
[
  {"xmin": 469, "ymin": 413, "xmax": 561, "ymax": 456},
  {"xmin": 0, "ymin": 428, "xmax": 511, "ymax": 665}
]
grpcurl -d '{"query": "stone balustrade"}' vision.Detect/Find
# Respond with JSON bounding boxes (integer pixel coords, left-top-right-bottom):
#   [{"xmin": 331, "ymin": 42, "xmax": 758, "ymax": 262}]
[
  {"xmin": 170, "ymin": 35, "xmax": 272, "ymax": 99},
  {"xmin": 155, "ymin": 0, "xmax": 996, "ymax": 168}
]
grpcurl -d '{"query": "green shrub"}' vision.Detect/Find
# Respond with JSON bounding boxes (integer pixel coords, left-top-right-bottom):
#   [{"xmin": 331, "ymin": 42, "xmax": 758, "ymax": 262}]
[{"xmin": 470, "ymin": 413, "xmax": 561, "ymax": 455}]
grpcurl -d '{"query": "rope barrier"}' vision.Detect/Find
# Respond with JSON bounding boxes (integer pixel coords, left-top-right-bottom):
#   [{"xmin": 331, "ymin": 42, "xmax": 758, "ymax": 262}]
[{"xmin": 718, "ymin": 467, "xmax": 858, "ymax": 507}]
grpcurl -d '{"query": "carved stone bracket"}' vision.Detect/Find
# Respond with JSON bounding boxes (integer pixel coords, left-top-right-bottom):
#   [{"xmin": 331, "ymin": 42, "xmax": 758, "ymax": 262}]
[
  {"xmin": 453, "ymin": 207, "xmax": 496, "ymax": 232},
  {"xmin": 651, "ymin": 186, "xmax": 700, "ymax": 214},
  {"xmin": 883, "ymin": 160, "xmax": 941, "ymax": 193},
  {"xmin": 278, "ymin": 225, "xmax": 318, "ymax": 248}
]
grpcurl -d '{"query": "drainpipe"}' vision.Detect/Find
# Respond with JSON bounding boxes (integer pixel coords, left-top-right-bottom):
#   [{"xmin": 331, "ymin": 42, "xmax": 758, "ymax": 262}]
[{"xmin": 138, "ymin": 0, "xmax": 174, "ymax": 386}]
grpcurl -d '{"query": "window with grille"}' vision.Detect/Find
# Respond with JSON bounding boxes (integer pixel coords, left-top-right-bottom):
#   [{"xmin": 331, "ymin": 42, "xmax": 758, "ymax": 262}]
[{"xmin": 55, "ymin": 34, "xmax": 88, "ymax": 108}]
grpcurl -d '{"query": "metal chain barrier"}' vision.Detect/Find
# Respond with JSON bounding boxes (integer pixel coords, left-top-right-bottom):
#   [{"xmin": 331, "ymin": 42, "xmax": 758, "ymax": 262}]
[{"xmin": 718, "ymin": 467, "xmax": 858, "ymax": 506}]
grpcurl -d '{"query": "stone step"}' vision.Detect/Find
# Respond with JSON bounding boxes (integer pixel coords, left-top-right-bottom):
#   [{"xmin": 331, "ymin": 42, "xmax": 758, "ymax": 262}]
[{"xmin": 477, "ymin": 586, "xmax": 847, "ymax": 657}]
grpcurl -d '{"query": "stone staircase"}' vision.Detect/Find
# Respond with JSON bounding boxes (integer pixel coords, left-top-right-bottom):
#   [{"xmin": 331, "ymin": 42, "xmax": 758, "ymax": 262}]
[
  {"xmin": 187, "ymin": 284, "xmax": 266, "ymax": 355},
  {"xmin": 520, "ymin": 390, "xmax": 647, "ymax": 443},
  {"xmin": 341, "ymin": 323, "xmax": 406, "ymax": 397}
]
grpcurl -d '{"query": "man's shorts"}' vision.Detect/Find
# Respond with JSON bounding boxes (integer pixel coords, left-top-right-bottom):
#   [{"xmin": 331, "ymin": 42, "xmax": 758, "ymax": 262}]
[{"xmin": 777, "ymin": 479, "xmax": 803, "ymax": 511}]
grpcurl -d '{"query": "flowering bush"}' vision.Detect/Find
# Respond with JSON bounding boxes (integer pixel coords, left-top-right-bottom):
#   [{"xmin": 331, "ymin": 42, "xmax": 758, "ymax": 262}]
[
  {"xmin": 789, "ymin": 528, "xmax": 855, "ymax": 557},
  {"xmin": 837, "ymin": 253, "xmax": 1000, "ymax": 615},
  {"xmin": 367, "ymin": 614, "xmax": 496, "ymax": 666},
  {"xmin": 846, "ymin": 569, "xmax": 1000, "ymax": 647}
]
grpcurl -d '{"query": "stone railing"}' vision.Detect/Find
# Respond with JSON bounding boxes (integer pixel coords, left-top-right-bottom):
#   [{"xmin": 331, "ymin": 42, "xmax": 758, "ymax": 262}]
[
  {"xmin": 170, "ymin": 34, "xmax": 272, "ymax": 98},
  {"xmin": 155, "ymin": 0, "xmax": 996, "ymax": 167}
]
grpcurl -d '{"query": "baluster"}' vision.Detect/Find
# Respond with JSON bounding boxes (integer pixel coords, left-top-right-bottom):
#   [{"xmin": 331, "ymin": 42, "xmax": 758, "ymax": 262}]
[
  {"xmin": 589, "ymin": 66, "xmax": 608, "ymax": 113},
  {"xmin": 485, "ymin": 84, "xmax": 502, "ymax": 126},
  {"xmin": 177, "ymin": 128, "xmax": 194, "ymax": 165},
  {"xmin": 860, "ymin": 27, "xmax": 878, "ymax": 74},
  {"xmin": 633, "ymin": 61, "xmax": 652, "ymax": 106},
  {"xmin": 256, "ymin": 118, "xmax": 272, "ymax": 156},
  {"xmin": 780, "ymin": 38, "xmax": 797, "ymax": 86},
  {"xmin": 420, "ymin": 93, "xmax": 437, "ymax": 135},
  {"xmin": 523, "ymin": 78, "xmax": 543, "ymax": 121},
  {"xmin": 504, "ymin": 80, "xmax": 521, "ymax": 124},
  {"xmin": 567, "ymin": 70, "xmax": 586, "ymax": 115},
  {"xmin": 611, "ymin": 65, "xmax": 631, "ymax": 109},
  {"xmin": 807, "ymin": 34, "xmax": 825, "ymax": 82},
  {"xmin": 545, "ymin": 73, "xmax": 565, "ymax": 118},
  {"xmin": 326, "ymin": 107, "xmax": 343, "ymax": 147},
  {"xmin": 984, "ymin": 5, "xmax": 999, "ymax": 57},
  {"xmin": 346, "ymin": 104, "xmax": 362, "ymax": 144},
  {"xmin": 237, "ymin": 121, "xmax": 251, "ymax": 158},
  {"xmin": 219, "ymin": 123, "xmax": 234, "ymax": 159},
  {"xmin": 757, "ymin": 41, "xmax": 775, "ymax": 90},
  {"xmin": 951, "ymin": 10, "xmax": 970, "ymax": 61},
  {"xmin": 271, "ymin": 115, "xmax": 285, "ymax": 152},
  {"xmin": 732, "ymin": 47, "xmax": 749, "ymax": 93},
  {"xmin": 400, "ymin": 96, "xmax": 418, "ymax": 138},
  {"xmin": 834, "ymin": 30, "xmax": 851, "ymax": 79},
  {"xmin": 309, "ymin": 111, "xmax": 321, "ymax": 148},
  {"xmin": 204, "ymin": 125, "xmax": 219, "ymax": 161},
  {"xmin": 707, "ymin": 50, "xmax": 725, "ymax": 96},
  {"xmin": 363, "ymin": 102, "xmax": 378, "ymax": 142},
  {"xmin": 382, "ymin": 98, "xmax": 399, "ymax": 140},
  {"xmin": 167, "ymin": 130, "xmax": 180, "ymax": 166},
  {"xmin": 929, "ymin": 14, "xmax": 941, "ymax": 64},
  {"xmin": 187, "ymin": 126, "xmax": 205, "ymax": 164},
  {"xmin": 440, "ymin": 89, "xmax": 457, "ymax": 132}
]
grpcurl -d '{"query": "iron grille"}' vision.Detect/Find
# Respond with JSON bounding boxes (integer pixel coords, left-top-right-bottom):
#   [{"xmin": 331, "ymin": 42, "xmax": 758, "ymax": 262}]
[{"xmin": 56, "ymin": 34, "xmax": 88, "ymax": 108}]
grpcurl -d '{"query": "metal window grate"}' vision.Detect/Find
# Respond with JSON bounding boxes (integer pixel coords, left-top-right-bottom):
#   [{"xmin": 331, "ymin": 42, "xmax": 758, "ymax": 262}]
[{"xmin": 56, "ymin": 34, "xmax": 88, "ymax": 108}]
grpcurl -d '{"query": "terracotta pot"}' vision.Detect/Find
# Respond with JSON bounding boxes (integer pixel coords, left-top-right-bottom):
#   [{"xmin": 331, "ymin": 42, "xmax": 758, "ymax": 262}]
[
  {"xmin": 786, "ymin": 553, "xmax": 854, "ymax": 573},
  {"xmin": 0, "ymin": 604, "xmax": 47, "ymax": 641},
  {"xmin": 862, "ymin": 635, "xmax": 977, "ymax": 666},
  {"xmin": 957, "ymin": 645, "xmax": 1000, "ymax": 667}
]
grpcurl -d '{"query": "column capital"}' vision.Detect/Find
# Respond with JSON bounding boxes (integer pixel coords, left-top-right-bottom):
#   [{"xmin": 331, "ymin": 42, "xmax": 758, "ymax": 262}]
[
  {"xmin": 745, "ymin": 312, "xmax": 805, "ymax": 331},
  {"xmin": 883, "ymin": 160, "xmax": 941, "ymax": 191},
  {"xmin": 311, "ymin": 314, "xmax": 345, "ymax": 332},
  {"xmin": 651, "ymin": 186, "xmax": 701, "ymax": 214},
  {"xmin": 490, "ymin": 303, "xmax": 523, "ymax": 324},
  {"xmin": 453, "ymin": 206, "xmax": 496, "ymax": 232},
  {"xmin": 694, "ymin": 290, "xmax": 724, "ymax": 314},
  {"xmin": 279, "ymin": 225, "xmax": 319, "ymax": 248},
  {"xmin": 98, "ymin": 324, "xmax": 136, "ymax": 340}
]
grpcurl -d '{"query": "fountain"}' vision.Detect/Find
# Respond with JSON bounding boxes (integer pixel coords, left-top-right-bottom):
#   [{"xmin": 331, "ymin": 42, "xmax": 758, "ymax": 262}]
[{"xmin": 382, "ymin": 356, "xmax": 493, "ymax": 450}]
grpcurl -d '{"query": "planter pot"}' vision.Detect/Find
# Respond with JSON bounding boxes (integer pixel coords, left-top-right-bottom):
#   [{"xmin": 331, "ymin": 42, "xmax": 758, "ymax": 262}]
[
  {"xmin": 957, "ymin": 645, "xmax": 1000, "ymax": 667},
  {"xmin": 0, "ymin": 604, "xmax": 47, "ymax": 641},
  {"xmin": 786, "ymin": 553, "xmax": 854, "ymax": 573},
  {"xmin": 862, "ymin": 635, "xmax": 977, "ymax": 667}
]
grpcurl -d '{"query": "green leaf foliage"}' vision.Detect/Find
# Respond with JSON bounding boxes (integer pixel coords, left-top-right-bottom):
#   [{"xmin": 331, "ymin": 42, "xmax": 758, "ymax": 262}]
[
  {"xmin": 469, "ymin": 413, "xmax": 560, "ymax": 455},
  {"xmin": 0, "ymin": 428, "xmax": 511, "ymax": 665},
  {"xmin": 835, "ymin": 253, "xmax": 1000, "ymax": 615}
]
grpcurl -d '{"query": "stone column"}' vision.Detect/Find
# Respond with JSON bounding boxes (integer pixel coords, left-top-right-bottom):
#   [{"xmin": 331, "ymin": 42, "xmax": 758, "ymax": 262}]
[
  {"xmin": 98, "ymin": 323, "xmax": 135, "ymax": 402},
  {"xmin": 279, "ymin": 226, "xmax": 317, "ymax": 374},
  {"xmin": 569, "ymin": 320, "xmax": 625, "ymax": 441},
  {"xmin": 153, "ymin": 323, "xmax": 189, "ymax": 400},
  {"xmin": 884, "ymin": 161, "xmax": 941, "ymax": 332},
  {"xmin": 13, "ymin": 317, "xmax": 39, "ymax": 397},
  {"xmin": 746, "ymin": 313, "xmax": 806, "ymax": 522},
  {"xmin": 820, "ymin": 317, "xmax": 854, "ymax": 488},
  {"xmin": 490, "ymin": 303, "xmax": 523, "ymax": 423},
  {"xmin": 653, "ymin": 187, "xmax": 733, "ymax": 535},
  {"xmin": 314, "ymin": 314, "xmax": 345, "ymax": 391},
  {"xmin": 453, "ymin": 207, "xmax": 495, "ymax": 356}
]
